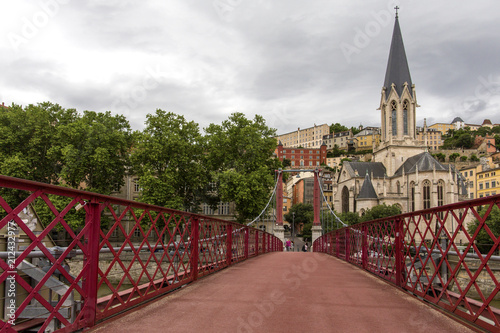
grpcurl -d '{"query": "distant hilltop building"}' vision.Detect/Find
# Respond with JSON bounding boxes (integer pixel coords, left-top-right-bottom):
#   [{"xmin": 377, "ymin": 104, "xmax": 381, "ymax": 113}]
[
  {"xmin": 274, "ymin": 123, "xmax": 330, "ymax": 148},
  {"xmin": 334, "ymin": 12, "xmax": 466, "ymax": 215},
  {"xmin": 429, "ymin": 117, "xmax": 499, "ymax": 135}
]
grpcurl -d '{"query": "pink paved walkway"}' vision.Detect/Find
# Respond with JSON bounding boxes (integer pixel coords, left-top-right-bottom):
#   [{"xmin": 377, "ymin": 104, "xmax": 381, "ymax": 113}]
[{"xmin": 90, "ymin": 252, "xmax": 475, "ymax": 333}]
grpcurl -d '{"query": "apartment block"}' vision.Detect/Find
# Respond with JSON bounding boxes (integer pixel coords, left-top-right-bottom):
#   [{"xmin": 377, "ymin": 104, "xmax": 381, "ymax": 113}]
[
  {"xmin": 275, "ymin": 124, "xmax": 330, "ymax": 148},
  {"xmin": 275, "ymin": 142, "xmax": 327, "ymax": 168}
]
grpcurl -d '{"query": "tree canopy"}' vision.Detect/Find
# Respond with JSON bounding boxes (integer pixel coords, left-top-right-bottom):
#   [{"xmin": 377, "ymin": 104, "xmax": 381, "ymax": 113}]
[
  {"xmin": 131, "ymin": 109, "xmax": 206, "ymax": 210},
  {"xmin": 204, "ymin": 113, "xmax": 279, "ymax": 223}
]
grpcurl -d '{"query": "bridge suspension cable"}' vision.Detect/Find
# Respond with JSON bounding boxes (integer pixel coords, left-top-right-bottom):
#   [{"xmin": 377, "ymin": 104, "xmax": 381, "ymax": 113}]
[
  {"xmin": 316, "ymin": 171, "xmax": 347, "ymax": 231},
  {"xmin": 247, "ymin": 173, "xmax": 279, "ymax": 227}
]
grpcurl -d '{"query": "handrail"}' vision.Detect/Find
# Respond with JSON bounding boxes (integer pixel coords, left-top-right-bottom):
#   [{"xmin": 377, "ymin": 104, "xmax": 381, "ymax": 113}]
[{"xmin": 0, "ymin": 175, "xmax": 283, "ymax": 332}]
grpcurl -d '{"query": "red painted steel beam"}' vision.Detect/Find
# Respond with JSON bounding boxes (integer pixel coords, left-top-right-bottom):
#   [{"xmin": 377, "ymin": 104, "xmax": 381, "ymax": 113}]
[
  {"xmin": 276, "ymin": 170, "xmax": 284, "ymax": 225},
  {"xmin": 313, "ymin": 169, "xmax": 320, "ymax": 226}
]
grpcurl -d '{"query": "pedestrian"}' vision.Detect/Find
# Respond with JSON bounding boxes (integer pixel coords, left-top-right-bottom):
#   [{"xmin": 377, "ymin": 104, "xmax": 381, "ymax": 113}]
[
  {"xmin": 285, "ymin": 239, "xmax": 291, "ymax": 252},
  {"xmin": 302, "ymin": 242, "xmax": 308, "ymax": 252}
]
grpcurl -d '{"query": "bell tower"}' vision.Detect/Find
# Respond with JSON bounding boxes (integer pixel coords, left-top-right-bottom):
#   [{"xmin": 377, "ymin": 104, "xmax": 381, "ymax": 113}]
[{"xmin": 373, "ymin": 8, "xmax": 426, "ymax": 176}]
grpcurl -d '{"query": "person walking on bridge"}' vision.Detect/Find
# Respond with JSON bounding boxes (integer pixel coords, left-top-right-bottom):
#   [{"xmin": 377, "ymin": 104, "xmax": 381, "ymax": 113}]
[{"xmin": 285, "ymin": 239, "xmax": 291, "ymax": 251}]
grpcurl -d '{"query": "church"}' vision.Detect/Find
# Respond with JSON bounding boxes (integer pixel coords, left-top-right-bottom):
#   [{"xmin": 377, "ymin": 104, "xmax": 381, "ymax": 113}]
[{"xmin": 333, "ymin": 12, "xmax": 467, "ymax": 216}]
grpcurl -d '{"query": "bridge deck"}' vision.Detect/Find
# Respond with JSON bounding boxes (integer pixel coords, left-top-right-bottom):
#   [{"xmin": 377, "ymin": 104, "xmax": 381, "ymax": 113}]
[{"xmin": 90, "ymin": 252, "xmax": 474, "ymax": 333}]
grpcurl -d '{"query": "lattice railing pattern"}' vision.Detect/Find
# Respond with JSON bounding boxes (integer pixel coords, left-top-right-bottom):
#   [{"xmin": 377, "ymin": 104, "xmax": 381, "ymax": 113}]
[
  {"xmin": 313, "ymin": 196, "xmax": 500, "ymax": 332},
  {"xmin": 0, "ymin": 176, "xmax": 282, "ymax": 332}
]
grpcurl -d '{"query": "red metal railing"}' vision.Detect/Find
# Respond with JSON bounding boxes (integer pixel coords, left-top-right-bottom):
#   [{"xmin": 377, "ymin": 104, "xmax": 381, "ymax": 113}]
[
  {"xmin": 314, "ymin": 195, "xmax": 500, "ymax": 332},
  {"xmin": 0, "ymin": 175, "xmax": 282, "ymax": 332}
]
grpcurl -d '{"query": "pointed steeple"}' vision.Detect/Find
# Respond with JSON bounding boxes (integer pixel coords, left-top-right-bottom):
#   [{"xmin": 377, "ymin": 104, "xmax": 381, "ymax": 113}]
[
  {"xmin": 383, "ymin": 11, "xmax": 412, "ymax": 99},
  {"xmin": 357, "ymin": 171, "xmax": 378, "ymax": 199}
]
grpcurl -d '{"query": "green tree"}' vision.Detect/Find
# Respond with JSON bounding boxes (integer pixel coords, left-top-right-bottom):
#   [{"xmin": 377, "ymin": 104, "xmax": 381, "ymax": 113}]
[
  {"xmin": 284, "ymin": 203, "xmax": 314, "ymax": 233},
  {"xmin": 460, "ymin": 155, "xmax": 468, "ymax": 162},
  {"xmin": 359, "ymin": 204, "xmax": 401, "ymax": 223},
  {"xmin": 54, "ymin": 110, "xmax": 132, "ymax": 194},
  {"xmin": 433, "ymin": 153, "xmax": 446, "ymax": 162},
  {"xmin": 449, "ymin": 153, "xmax": 460, "ymax": 162},
  {"xmin": 350, "ymin": 126, "xmax": 361, "ymax": 136},
  {"xmin": 467, "ymin": 205, "xmax": 500, "ymax": 254},
  {"xmin": 337, "ymin": 211, "xmax": 360, "ymax": 225},
  {"xmin": 205, "ymin": 113, "xmax": 278, "ymax": 223},
  {"xmin": 0, "ymin": 102, "xmax": 77, "ymax": 184},
  {"xmin": 471, "ymin": 154, "xmax": 480, "ymax": 162},
  {"xmin": 330, "ymin": 123, "xmax": 348, "ymax": 134},
  {"xmin": 131, "ymin": 110, "xmax": 206, "ymax": 210}
]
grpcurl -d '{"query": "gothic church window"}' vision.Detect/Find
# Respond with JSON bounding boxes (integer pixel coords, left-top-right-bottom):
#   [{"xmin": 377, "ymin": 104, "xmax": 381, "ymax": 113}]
[
  {"xmin": 403, "ymin": 100, "xmax": 409, "ymax": 135},
  {"xmin": 341, "ymin": 186, "xmax": 349, "ymax": 213},
  {"xmin": 391, "ymin": 100, "xmax": 397, "ymax": 136},
  {"xmin": 410, "ymin": 182, "xmax": 415, "ymax": 211},
  {"xmin": 423, "ymin": 180, "xmax": 431, "ymax": 210}
]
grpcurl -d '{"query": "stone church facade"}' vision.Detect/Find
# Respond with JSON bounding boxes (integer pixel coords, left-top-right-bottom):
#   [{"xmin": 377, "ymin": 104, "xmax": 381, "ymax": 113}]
[{"xmin": 333, "ymin": 13, "xmax": 466, "ymax": 216}]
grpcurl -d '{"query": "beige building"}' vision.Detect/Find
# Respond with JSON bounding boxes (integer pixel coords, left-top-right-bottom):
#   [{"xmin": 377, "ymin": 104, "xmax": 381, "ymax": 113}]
[
  {"xmin": 276, "ymin": 124, "xmax": 330, "ymax": 148},
  {"xmin": 416, "ymin": 123, "xmax": 443, "ymax": 151},
  {"xmin": 333, "ymin": 14, "xmax": 466, "ymax": 219}
]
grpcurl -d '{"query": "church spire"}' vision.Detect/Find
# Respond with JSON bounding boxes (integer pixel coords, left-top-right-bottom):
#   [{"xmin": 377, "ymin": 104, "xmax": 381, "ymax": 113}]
[{"xmin": 383, "ymin": 9, "xmax": 412, "ymax": 100}]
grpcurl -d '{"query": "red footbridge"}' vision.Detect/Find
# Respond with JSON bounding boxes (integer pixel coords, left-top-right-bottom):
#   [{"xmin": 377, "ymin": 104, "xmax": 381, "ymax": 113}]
[{"xmin": 0, "ymin": 175, "xmax": 499, "ymax": 332}]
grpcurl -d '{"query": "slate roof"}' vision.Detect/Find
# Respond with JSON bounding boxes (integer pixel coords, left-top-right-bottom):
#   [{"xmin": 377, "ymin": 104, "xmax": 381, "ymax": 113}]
[
  {"xmin": 393, "ymin": 152, "xmax": 447, "ymax": 177},
  {"xmin": 383, "ymin": 16, "xmax": 412, "ymax": 100},
  {"xmin": 451, "ymin": 117, "xmax": 464, "ymax": 123},
  {"xmin": 357, "ymin": 172, "xmax": 378, "ymax": 200},
  {"xmin": 344, "ymin": 162, "xmax": 386, "ymax": 178}
]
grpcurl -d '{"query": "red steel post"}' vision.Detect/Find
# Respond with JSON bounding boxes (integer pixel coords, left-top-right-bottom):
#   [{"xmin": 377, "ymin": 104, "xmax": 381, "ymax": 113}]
[
  {"xmin": 263, "ymin": 233, "xmax": 267, "ymax": 253},
  {"xmin": 255, "ymin": 231, "xmax": 259, "ymax": 256},
  {"xmin": 345, "ymin": 228, "xmax": 350, "ymax": 263},
  {"xmin": 226, "ymin": 224, "xmax": 233, "ymax": 265},
  {"xmin": 313, "ymin": 169, "xmax": 320, "ymax": 226},
  {"xmin": 82, "ymin": 201, "xmax": 101, "ymax": 328},
  {"xmin": 191, "ymin": 216, "xmax": 200, "ymax": 281},
  {"xmin": 336, "ymin": 232, "xmax": 340, "ymax": 257},
  {"xmin": 395, "ymin": 218, "xmax": 403, "ymax": 287},
  {"xmin": 276, "ymin": 170, "xmax": 284, "ymax": 225},
  {"xmin": 362, "ymin": 225, "xmax": 368, "ymax": 269}
]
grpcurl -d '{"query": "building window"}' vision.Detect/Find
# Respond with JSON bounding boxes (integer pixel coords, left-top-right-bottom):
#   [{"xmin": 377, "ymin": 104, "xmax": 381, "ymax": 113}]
[
  {"xmin": 437, "ymin": 180, "xmax": 444, "ymax": 218},
  {"xmin": 423, "ymin": 180, "xmax": 431, "ymax": 210},
  {"xmin": 492, "ymin": 181, "xmax": 496, "ymax": 188},
  {"xmin": 479, "ymin": 183, "xmax": 484, "ymax": 190},
  {"xmin": 134, "ymin": 180, "xmax": 141, "ymax": 192},
  {"xmin": 403, "ymin": 100, "xmax": 409, "ymax": 135},
  {"xmin": 486, "ymin": 182, "xmax": 490, "ymax": 189},
  {"xmin": 391, "ymin": 100, "xmax": 397, "ymax": 136},
  {"xmin": 410, "ymin": 182, "xmax": 415, "ymax": 212}
]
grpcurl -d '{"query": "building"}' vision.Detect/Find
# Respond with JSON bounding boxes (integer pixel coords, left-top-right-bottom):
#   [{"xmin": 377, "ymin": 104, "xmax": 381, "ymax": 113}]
[
  {"xmin": 416, "ymin": 121, "xmax": 443, "ymax": 151},
  {"xmin": 292, "ymin": 177, "xmax": 314, "ymax": 205},
  {"xmin": 332, "ymin": 130, "xmax": 352, "ymax": 150},
  {"xmin": 333, "ymin": 12, "xmax": 466, "ymax": 217},
  {"xmin": 275, "ymin": 142, "xmax": 327, "ymax": 168},
  {"xmin": 323, "ymin": 134, "xmax": 335, "ymax": 150},
  {"xmin": 477, "ymin": 167, "xmax": 500, "ymax": 198},
  {"xmin": 429, "ymin": 122, "xmax": 453, "ymax": 135},
  {"xmin": 474, "ymin": 135, "xmax": 496, "ymax": 154},
  {"xmin": 353, "ymin": 128, "xmax": 381, "ymax": 151},
  {"xmin": 460, "ymin": 157, "xmax": 498, "ymax": 200},
  {"xmin": 275, "ymin": 124, "xmax": 330, "ymax": 148}
]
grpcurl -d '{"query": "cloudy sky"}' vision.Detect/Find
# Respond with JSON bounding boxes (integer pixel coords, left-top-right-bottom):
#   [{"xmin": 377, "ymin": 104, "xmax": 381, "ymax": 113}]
[{"xmin": 1, "ymin": 1, "xmax": 499, "ymax": 135}]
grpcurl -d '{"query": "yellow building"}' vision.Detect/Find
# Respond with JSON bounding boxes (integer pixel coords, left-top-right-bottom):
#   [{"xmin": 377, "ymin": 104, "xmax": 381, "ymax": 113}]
[
  {"xmin": 460, "ymin": 165, "xmax": 480, "ymax": 200},
  {"xmin": 429, "ymin": 122, "xmax": 453, "ymax": 135},
  {"xmin": 477, "ymin": 167, "xmax": 500, "ymax": 198},
  {"xmin": 416, "ymin": 128, "xmax": 443, "ymax": 151},
  {"xmin": 275, "ymin": 124, "xmax": 330, "ymax": 148},
  {"xmin": 354, "ymin": 128, "xmax": 380, "ymax": 151}
]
